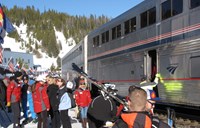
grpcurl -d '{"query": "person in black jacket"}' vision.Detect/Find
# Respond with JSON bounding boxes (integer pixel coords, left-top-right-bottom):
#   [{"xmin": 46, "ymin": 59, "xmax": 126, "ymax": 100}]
[
  {"xmin": 21, "ymin": 74, "xmax": 30, "ymax": 124},
  {"xmin": 87, "ymin": 94, "xmax": 117, "ymax": 128},
  {"xmin": 47, "ymin": 76, "xmax": 61, "ymax": 128}
]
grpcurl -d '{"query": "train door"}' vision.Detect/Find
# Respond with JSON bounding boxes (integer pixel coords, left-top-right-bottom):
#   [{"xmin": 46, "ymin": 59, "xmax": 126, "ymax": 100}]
[{"xmin": 144, "ymin": 50, "xmax": 157, "ymax": 82}]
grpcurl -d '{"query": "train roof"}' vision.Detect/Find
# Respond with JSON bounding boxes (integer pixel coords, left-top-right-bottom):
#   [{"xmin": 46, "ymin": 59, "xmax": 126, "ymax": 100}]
[
  {"xmin": 61, "ymin": 40, "xmax": 83, "ymax": 60},
  {"xmin": 88, "ymin": 0, "xmax": 153, "ymax": 35}
]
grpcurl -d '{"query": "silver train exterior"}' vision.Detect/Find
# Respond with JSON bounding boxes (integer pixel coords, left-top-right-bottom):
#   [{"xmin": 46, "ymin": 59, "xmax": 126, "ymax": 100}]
[
  {"xmin": 62, "ymin": 0, "xmax": 200, "ymax": 107},
  {"xmin": 61, "ymin": 36, "xmax": 88, "ymax": 81}
]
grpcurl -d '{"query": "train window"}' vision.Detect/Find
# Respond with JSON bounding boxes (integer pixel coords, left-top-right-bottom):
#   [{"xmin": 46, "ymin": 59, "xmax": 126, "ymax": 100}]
[
  {"xmin": 112, "ymin": 24, "xmax": 121, "ymax": 40},
  {"xmin": 101, "ymin": 30, "xmax": 109, "ymax": 44},
  {"xmin": 141, "ymin": 11, "xmax": 148, "ymax": 28},
  {"xmin": 102, "ymin": 33, "xmax": 105, "ymax": 44},
  {"xmin": 161, "ymin": 0, "xmax": 183, "ymax": 20},
  {"xmin": 161, "ymin": 0, "xmax": 171, "ymax": 20},
  {"xmin": 141, "ymin": 7, "xmax": 156, "ymax": 28},
  {"xmin": 149, "ymin": 7, "xmax": 156, "ymax": 25},
  {"xmin": 106, "ymin": 31, "xmax": 109, "ymax": 42},
  {"xmin": 124, "ymin": 17, "xmax": 136, "ymax": 35},
  {"xmin": 112, "ymin": 27, "xmax": 117, "ymax": 40},
  {"xmin": 93, "ymin": 35, "xmax": 100, "ymax": 47},
  {"xmin": 190, "ymin": 0, "xmax": 200, "ymax": 9},
  {"xmin": 117, "ymin": 25, "xmax": 121, "ymax": 38},
  {"xmin": 172, "ymin": 0, "xmax": 183, "ymax": 16}
]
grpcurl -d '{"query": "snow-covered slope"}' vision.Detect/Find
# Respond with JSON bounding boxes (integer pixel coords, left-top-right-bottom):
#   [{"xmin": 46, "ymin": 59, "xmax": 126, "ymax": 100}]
[{"xmin": 2, "ymin": 23, "xmax": 76, "ymax": 70}]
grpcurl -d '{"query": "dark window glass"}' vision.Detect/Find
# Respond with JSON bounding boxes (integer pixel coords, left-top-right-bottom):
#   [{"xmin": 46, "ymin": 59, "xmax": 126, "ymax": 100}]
[
  {"xmin": 93, "ymin": 38, "xmax": 95, "ymax": 47},
  {"xmin": 117, "ymin": 25, "xmax": 121, "ymax": 38},
  {"xmin": 102, "ymin": 33, "xmax": 105, "ymax": 44},
  {"xmin": 124, "ymin": 20, "xmax": 129, "ymax": 35},
  {"xmin": 141, "ymin": 11, "xmax": 148, "ymax": 28},
  {"xmin": 149, "ymin": 7, "xmax": 156, "ymax": 25},
  {"xmin": 191, "ymin": 0, "xmax": 200, "ymax": 9},
  {"xmin": 93, "ymin": 35, "xmax": 100, "ymax": 47},
  {"xmin": 162, "ymin": 0, "xmax": 171, "ymax": 20},
  {"xmin": 124, "ymin": 17, "xmax": 136, "ymax": 35},
  {"xmin": 106, "ymin": 31, "xmax": 109, "ymax": 42},
  {"xmin": 173, "ymin": 0, "xmax": 183, "ymax": 16},
  {"xmin": 130, "ymin": 17, "xmax": 136, "ymax": 32},
  {"xmin": 112, "ymin": 27, "xmax": 116, "ymax": 40},
  {"xmin": 101, "ymin": 31, "xmax": 109, "ymax": 44},
  {"xmin": 96, "ymin": 36, "xmax": 99, "ymax": 46}
]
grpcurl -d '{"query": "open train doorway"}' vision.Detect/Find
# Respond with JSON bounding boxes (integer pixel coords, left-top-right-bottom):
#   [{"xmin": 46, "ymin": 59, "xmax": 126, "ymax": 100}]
[
  {"xmin": 145, "ymin": 50, "xmax": 157, "ymax": 82},
  {"xmin": 145, "ymin": 49, "xmax": 159, "ymax": 97}
]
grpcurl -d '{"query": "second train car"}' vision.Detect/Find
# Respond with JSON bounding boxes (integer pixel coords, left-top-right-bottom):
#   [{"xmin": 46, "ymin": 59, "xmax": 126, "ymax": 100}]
[{"xmin": 62, "ymin": 0, "xmax": 200, "ymax": 108}]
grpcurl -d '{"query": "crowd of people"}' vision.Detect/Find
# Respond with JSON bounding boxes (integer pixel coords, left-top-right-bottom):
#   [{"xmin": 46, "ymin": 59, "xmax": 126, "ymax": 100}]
[{"xmin": 0, "ymin": 69, "xmax": 171, "ymax": 128}]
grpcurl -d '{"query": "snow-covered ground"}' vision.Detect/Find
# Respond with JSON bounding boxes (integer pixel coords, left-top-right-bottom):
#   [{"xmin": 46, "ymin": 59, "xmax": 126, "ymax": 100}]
[
  {"xmin": 0, "ymin": 107, "xmax": 82, "ymax": 128},
  {"xmin": 2, "ymin": 23, "xmax": 76, "ymax": 70}
]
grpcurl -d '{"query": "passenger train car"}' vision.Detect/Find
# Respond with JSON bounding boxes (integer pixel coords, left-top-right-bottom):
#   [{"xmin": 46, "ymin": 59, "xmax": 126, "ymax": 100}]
[{"xmin": 62, "ymin": 0, "xmax": 200, "ymax": 107}]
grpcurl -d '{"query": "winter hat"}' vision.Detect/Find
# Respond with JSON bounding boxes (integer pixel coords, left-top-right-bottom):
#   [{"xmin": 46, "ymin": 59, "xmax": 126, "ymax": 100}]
[
  {"xmin": 145, "ymin": 89, "xmax": 160, "ymax": 101},
  {"xmin": 14, "ymin": 71, "xmax": 22, "ymax": 78},
  {"xmin": 28, "ymin": 79, "xmax": 35, "ymax": 86},
  {"xmin": 36, "ymin": 75, "xmax": 46, "ymax": 82}
]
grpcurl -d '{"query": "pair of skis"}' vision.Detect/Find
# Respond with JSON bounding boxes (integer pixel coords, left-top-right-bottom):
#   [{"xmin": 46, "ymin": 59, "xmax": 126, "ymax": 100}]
[{"xmin": 72, "ymin": 63, "xmax": 128, "ymax": 109}]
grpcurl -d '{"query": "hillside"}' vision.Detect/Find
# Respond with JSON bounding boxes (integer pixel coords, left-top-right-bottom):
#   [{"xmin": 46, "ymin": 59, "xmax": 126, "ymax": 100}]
[{"xmin": 2, "ymin": 5, "xmax": 110, "ymax": 69}]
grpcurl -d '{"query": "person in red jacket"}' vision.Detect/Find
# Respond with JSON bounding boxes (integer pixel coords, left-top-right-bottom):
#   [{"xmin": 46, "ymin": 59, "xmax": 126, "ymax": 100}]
[
  {"xmin": 32, "ymin": 75, "xmax": 50, "ymax": 128},
  {"xmin": 74, "ymin": 79, "xmax": 92, "ymax": 128},
  {"xmin": 6, "ymin": 71, "xmax": 23, "ymax": 128}
]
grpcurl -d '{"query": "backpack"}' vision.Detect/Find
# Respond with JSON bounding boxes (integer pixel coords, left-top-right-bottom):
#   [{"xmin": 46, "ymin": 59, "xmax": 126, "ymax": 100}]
[{"xmin": 67, "ymin": 92, "xmax": 76, "ymax": 108}]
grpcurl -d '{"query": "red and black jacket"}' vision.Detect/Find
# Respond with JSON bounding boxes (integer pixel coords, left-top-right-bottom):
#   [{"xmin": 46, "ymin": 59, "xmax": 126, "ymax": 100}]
[
  {"xmin": 121, "ymin": 112, "xmax": 152, "ymax": 128},
  {"xmin": 7, "ymin": 80, "xmax": 21, "ymax": 103},
  {"xmin": 32, "ymin": 82, "xmax": 50, "ymax": 113}
]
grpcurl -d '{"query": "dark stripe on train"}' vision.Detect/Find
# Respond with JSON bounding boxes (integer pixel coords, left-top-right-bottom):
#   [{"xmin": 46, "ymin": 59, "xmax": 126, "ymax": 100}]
[
  {"xmin": 98, "ymin": 77, "xmax": 200, "ymax": 83},
  {"xmin": 89, "ymin": 29, "xmax": 200, "ymax": 62}
]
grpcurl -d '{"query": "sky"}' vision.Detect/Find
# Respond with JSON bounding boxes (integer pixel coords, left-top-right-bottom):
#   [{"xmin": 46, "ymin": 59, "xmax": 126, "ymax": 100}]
[{"xmin": 1, "ymin": 0, "xmax": 143, "ymax": 18}]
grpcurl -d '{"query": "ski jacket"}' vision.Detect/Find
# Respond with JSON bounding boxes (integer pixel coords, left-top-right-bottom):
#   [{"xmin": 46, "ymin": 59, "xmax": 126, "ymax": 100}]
[
  {"xmin": 47, "ymin": 84, "xmax": 59, "ymax": 111},
  {"xmin": 57, "ymin": 86, "xmax": 71, "ymax": 110},
  {"xmin": 74, "ymin": 88, "xmax": 92, "ymax": 107},
  {"xmin": 7, "ymin": 80, "xmax": 21, "ymax": 103},
  {"xmin": 32, "ymin": 82, "xmax": 50, "ymax": 113},
  {"xmin": 121, "ymin": 112, "xmax": 152, "ymax": 128}
]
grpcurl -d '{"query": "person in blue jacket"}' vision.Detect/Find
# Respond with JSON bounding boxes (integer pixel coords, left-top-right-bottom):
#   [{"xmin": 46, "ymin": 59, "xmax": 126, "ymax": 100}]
[{"xmin": 27, "ymin": 79, "xmax": 37, "ymax": 123}]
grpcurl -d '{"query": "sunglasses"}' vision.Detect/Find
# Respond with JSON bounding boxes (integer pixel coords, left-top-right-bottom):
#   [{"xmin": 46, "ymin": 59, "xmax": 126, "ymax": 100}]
[
  {"xmin": 80, "ymin": 83, "xmax": 86, "ymax": 85},
  {"xmin": 147, "ymin": 100, "xmax": 155, "ymax": 107},
  {"xmin": 56, "ymin": 79, "xmax": 62, "ymax": 82}
]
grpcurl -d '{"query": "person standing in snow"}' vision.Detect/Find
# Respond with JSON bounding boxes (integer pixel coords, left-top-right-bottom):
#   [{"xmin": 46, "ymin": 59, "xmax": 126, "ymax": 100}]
[
  {"xmin": 47, "ymin": 76, "xmax": 61, "ymax": 128},
  {"xmin": 74, "ymin": 81, "xmax": 92, "ymax": 128},
  {"xmin": 6, "ymin": 71, "xmax": 23, "ymax": 128},
  {"xmin": 27, "ymin": 79, "xmax": 37, "ymax": 123},
  {"xmin": 21, "ymin": 74, "xmax": 30, "ymax": 124},
  {"xmin": 57, "ymin": 77, "xmax": 72, "ymax": 128},
  {"xmin": 32, "ymin": 75, "xmax": 50, "ymax": 128}
]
